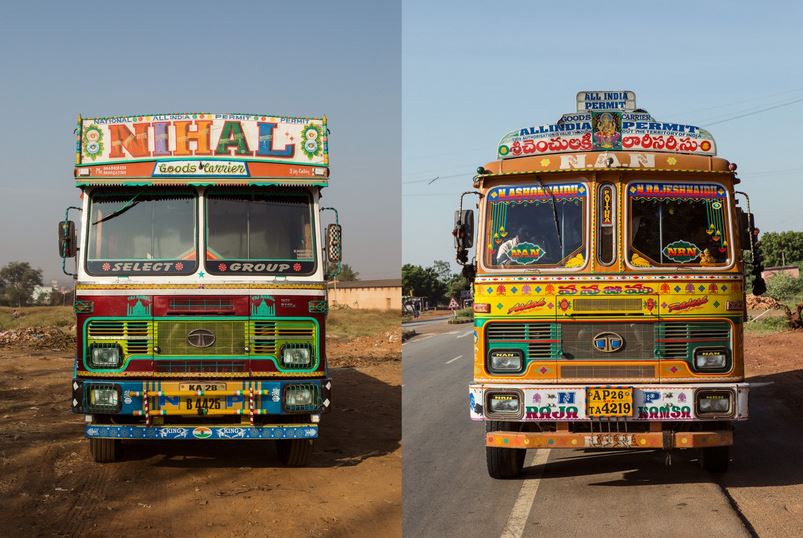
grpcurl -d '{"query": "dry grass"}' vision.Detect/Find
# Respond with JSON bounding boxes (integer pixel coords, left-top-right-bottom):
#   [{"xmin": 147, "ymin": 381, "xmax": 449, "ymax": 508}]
[
  {"xmin": 327, "ymin": 308, "xmax": 400, "ymax": 340},
  {"xmin": 0, "ymin": 306, "xmax": 74, "ymax": 330}
]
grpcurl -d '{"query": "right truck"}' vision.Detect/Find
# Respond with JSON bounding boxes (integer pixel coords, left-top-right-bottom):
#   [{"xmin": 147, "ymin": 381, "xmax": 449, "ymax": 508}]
[{"xmin": 454, "ymin": 90, "xmax": 766, "ymax": 478}]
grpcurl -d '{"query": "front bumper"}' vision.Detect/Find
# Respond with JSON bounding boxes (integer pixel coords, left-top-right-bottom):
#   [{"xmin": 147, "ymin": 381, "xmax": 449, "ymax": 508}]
[
  {"xmin": 73, "ymin": 378, "xmax": 332, "ymax": 417},
  {"xmin": 486, "ymin": 430, "xmax": 732, "ymax": 449},
  {"xmin": 85, "ymin": 423, "xmax": 318, "ymax": 440},
  {"xmin": 470, "ymin": 383, "xmax": 749, "ymax": 422}
]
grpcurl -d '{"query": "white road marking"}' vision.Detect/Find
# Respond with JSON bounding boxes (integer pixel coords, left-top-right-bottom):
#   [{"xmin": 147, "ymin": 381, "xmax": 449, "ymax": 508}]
[
  {"xmin": 402, "ymin": 334, "xmax": 434, "ymax": 346},
  {"xmin": 445, "ymin": 355, "xmax": 463, "ymax": 364},
  {"xmin": 445, "ymin": 330, "xmax": 459, "ymax": 335},
  {"xmin": 456, "ymin": 331, "xmax": 473, "ymax": 338},
  {"xmin": 500, "ymin": 449, "xmax": 551, "ymax": 538}
]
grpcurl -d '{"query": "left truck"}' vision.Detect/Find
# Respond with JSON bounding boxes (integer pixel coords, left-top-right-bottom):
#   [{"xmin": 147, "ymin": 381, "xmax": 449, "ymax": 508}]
[{"xmin": 59, "ymin": 113, "xmax": 341, "ymax": 464}]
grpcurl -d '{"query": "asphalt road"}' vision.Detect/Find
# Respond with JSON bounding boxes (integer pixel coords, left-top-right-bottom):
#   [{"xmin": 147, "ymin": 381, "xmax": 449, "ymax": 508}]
[{"xmin": 402, "ymin": 320, "xmax": 756, "ymax": 538}]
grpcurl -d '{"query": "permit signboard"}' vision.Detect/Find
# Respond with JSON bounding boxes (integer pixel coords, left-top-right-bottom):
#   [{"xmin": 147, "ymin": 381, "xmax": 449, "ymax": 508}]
[
  {"xmin": 497, "ymin": 91, "xmax": 716, "ymax": 159},
  {"xmin": 75, "ymin": 113, "xmax": 329, "ymax": 184}
]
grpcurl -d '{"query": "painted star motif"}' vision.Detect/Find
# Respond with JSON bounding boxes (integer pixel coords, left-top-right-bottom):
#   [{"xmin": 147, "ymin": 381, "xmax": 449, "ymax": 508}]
[
  {"xmin": 198, "ymin": 271, "xmax": 205, "ymax": 278},
  {"xmin": 540, "ymin": 158, "xmax": 550, "ymax": 167}
]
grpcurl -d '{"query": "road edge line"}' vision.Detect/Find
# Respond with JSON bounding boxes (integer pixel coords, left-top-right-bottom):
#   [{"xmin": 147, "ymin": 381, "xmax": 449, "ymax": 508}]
[{"xmin": 500, "ymin": 448, "xmax": 551, "ymax": 538}]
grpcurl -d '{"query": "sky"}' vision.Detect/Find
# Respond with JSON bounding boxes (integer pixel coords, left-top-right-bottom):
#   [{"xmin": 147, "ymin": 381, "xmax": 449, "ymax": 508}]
[
  {"xmin": 403, "ymin": 0, "xmax": 803, "ymax": 270},
  {"xmin": 0, "ymin": 0, "xmax": 400, "ymax": 282}
]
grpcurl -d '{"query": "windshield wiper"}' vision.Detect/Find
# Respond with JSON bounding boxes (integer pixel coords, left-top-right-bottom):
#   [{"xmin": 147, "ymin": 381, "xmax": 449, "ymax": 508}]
[
  {"xmin": 91, "ymin": 190, "xmax": 146, "ymax": 225},
  {"xmin": 535, "ymin": 176, "xmax": 563, "ymax": 253}
]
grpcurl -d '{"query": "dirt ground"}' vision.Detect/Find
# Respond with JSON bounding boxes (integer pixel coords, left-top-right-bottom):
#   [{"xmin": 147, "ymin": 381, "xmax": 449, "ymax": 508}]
[{"xmin": 0, "ymin": 339, "xmax": 400, "ymax": 536}]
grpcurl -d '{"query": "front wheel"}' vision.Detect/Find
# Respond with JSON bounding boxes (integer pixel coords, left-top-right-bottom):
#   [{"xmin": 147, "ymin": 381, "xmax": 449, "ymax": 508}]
[
  {"xmin": 89, "ymin": 438, "xmax": 119, "ymax": 463},
  {"xmin": 486, "ymin": 421, "xmax": 526, "ymax": 479},
  {"xmin": 701, "ymin": 445, "xmax": 730, "ymax": 473},
  {"xmin": 276, "ymin": 439, "xmax": 314, "ymax": 466}
]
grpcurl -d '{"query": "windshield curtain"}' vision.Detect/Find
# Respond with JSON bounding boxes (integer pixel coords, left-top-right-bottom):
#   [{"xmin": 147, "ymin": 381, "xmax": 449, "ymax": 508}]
[
  {"xmin": 484, "ymin": 182, "xmax": 587, "ymax": 269},
  {"xmin": 86, "ymin": 188, "xmax": 197, "ymax": 276},
  {"xmin": 628, "ymin": 182, "xmax": 730, "ymax": 267},
  {"xmin": 205, "ymin": 189, "xmax": 315, "ymax": 276}
]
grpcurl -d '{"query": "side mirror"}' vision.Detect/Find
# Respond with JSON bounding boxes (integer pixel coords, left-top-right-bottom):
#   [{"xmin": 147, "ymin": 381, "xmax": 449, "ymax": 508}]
[
  {"xmin": 326, "ymin": 223, "xmax": 342, "ymax": 264},
  {"xmin": 737, "ymin": 209, "xmax": 751, "ymax": 250},
  {"xmin": 453, "ymin": 210, "xmax": 474, "ymax": 250},
  {"xmin": 58, "ymin": 220, "xmax": 76, "ymax": 258},
  {"xmin": 751, "ymin": 240, "xmax": 766, "ymax": 296}
]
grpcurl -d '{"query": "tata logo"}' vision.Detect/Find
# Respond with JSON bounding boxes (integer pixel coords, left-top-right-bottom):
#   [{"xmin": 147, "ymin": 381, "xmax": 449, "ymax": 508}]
[
  {"xmin": 187, "ymin": 328, "xmax": 216, "ymax": 348},
  {"xmin": 593, "ymin": 332, "xmax": 624, "ymax": 353}
]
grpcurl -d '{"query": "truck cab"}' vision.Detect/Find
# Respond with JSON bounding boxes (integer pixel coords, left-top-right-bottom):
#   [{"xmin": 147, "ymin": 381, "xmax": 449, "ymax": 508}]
[
  {"xmin": 454, "ymin": 92, "xmax": 765, "ymax": 478},
  {"xmin": 60, "ymin": 113, "xmax": 341, "ymax": 464}
]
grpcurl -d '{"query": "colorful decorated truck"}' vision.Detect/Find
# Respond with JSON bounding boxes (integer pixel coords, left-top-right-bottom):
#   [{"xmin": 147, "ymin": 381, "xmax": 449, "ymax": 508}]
[
  {"xmin": 59, "ymin": 113, "xmax": 341, "ymax": 464},
  {"xmin": 453, "ymin": 91, "xmax": 765, "ymax": 478}
]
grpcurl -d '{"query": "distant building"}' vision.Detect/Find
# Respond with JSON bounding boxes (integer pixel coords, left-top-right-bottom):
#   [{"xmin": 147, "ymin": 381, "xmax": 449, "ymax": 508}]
[
  {"xmin": 328, "ymin": 279, "xmax": 402, "ymax": 311},
  {"xmin": 762, "ymin": 265, "xmax": 800, "ymax": 281},
  {"xmin": 32, "ymin": 285, "xmax": 54, "ymax": 304}
]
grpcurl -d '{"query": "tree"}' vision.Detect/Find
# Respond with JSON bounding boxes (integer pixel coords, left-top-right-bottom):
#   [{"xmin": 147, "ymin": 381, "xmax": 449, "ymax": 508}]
[
  {"xmin": 446, "ymin": 273, "xmax": 468, "ymax": 300},
  {"xmin": 0, "ymin": 261, "xmax": 43, "ymax": 307},
  {"xmin": 402, "ymin": 264, "xmax": 447, "ymax": 305},
  {"xmin": 760, "ymin": 231, "xmax": 803, "ymax": 267},
  {"xmin": 337, "ymin": 263, "xmax": 360, "ymax": 282}
]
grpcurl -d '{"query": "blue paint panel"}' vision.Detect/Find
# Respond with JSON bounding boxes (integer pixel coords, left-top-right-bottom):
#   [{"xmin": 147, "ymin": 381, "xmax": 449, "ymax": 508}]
[
  {"xmin": 85, "ymin": 424, "xmax": 318, "ymax": 440},
  {"xmin": 80, "ymin": 379, "xmax": 325, "ymax": 415}
]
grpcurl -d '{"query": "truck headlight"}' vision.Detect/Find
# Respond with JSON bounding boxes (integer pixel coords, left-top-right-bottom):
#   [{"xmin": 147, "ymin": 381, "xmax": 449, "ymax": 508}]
[
  {"xmin": 89, "ymin": 345, "xmax": 122, "ymax": 369},
  {"xmin": 281, "ymin": 345, "xmax": 312, "ymax": 367},
  {"xmin": 694, "ymin": 349, "xmax": 728, "ymax": 371},
  {"xmin": 85, "ymin": 384, "xmax": 121, "ymax": 413},
  {"xmin": 488, "ymin": 349, "xmax": 523, "ymax": 373},
  {"xmin": 488, "ymin": 393, "xmax": 520, "ymax": 414},
  {"xmin": 696, "ymin": 390, "xmax": 733, "ymax": 416}
]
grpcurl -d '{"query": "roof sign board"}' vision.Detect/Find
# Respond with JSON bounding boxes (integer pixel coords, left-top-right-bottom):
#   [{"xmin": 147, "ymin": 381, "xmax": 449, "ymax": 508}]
[
  {"xmin": 75, "ymin": 113, "xmax": 329, "ymax": 185},
  {"xmin": 497, "ymin": 91, "xmax": 716, "ymax": 160}
]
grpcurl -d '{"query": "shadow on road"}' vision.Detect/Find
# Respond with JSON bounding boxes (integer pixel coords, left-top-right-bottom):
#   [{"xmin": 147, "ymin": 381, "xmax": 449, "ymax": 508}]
[
  {"xmin": 113, "ymin": 367, "xmax": 400, "ymax": 468},
  {"xmin": 514, "ymin": 368, "xmax": 803, "ymax": 488}
]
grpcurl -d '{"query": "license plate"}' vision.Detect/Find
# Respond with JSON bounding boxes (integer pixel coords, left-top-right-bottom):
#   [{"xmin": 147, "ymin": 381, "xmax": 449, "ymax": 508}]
[
  {"xmin": 183, "ymin": 397, "xmax": 223, "ymax": 411},
  {"xmin": 179, "ymin": 383, "xmax": 227, "ymax": 392},
  {"xmin": 587, "ymin": 387, "xmax": 633, "ymax": 417}
]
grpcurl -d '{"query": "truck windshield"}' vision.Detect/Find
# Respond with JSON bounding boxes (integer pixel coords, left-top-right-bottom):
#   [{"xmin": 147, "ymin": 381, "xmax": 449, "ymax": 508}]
[
  {"xmin": 205, "ymin": 189, "xmax": 316, "ymax": 275},
  {"xmin": 628, "ymin": 182, "xmax": 730, "ymax": 267},
  {"xmin": 484, "ymin": 182, "xmax": 587, "ymax": 269},
  {"xmin": 86, "ymin": 189, "xmax": 197, "ymax": 276}
]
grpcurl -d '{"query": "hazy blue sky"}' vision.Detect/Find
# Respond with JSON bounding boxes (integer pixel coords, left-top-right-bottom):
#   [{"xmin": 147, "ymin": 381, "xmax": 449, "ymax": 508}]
[
  {"xmin": 0, "ymin": 0, "xmax": 400, "ymax": 282},
  {"xmin": 403, "ymin": 0, "xmax": 803, "ymax": 269}
]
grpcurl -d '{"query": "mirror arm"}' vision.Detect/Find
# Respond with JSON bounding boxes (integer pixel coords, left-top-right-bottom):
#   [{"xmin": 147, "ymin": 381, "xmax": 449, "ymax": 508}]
[{"xmin": 734, "ymin": 191, "xmax": 765, "ymax": 295}]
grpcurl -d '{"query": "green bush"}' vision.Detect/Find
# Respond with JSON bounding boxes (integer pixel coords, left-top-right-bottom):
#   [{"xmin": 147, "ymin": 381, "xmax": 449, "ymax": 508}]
[{"xmin": 765, "ymin": 272, "xmax": 803, "ymax": 302}]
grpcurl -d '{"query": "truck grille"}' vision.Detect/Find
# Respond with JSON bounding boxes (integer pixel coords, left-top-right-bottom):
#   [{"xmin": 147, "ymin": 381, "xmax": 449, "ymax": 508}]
[
  {"xmin": 561, "ymin": 365, "xmax": 656, "ymax": 379},
  {"xmin": 86, "ymin": 319, "xmax": 151, "ymax": 356},
  {"xmin": 573, "ymin": 298, "xmax": 643, "ymax": 312},
  {"xmin": 562, "ymin": 322, "xmax": 653, "ymax": 360},
  {"xmin": 250, "ymin": 320, "xmax": 317, "ymax": 358},
  {"xmin": 486, "ymin": 322, "xmax": 556, "ymax": 359},
  {"xmin": 485, "ymin": 321, "xmax": 731, "ymax": 362},
  {"xmin": 656, "ymin": 321, "xmax": 731, "ymax": 360},
  {"xmin": 156, "ymin": 320, "xmax": 246, "ymax": 356}
]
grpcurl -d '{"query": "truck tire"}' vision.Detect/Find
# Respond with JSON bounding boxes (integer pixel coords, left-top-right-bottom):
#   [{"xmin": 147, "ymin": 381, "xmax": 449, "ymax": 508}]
[
  {"xmin": 89, "ymin": 438, "xmax": 118, "ymax": 463},
  {"xmin": 276, "ymin": 439, "xmax": 314, "ymax": 466},
  {"xmin": 486, "ymin": 421, "xmax": 526, "ymax": 479},
  {"xmin": 701, "ymin": 446, "xmax": 729, "ymax": 473}
]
